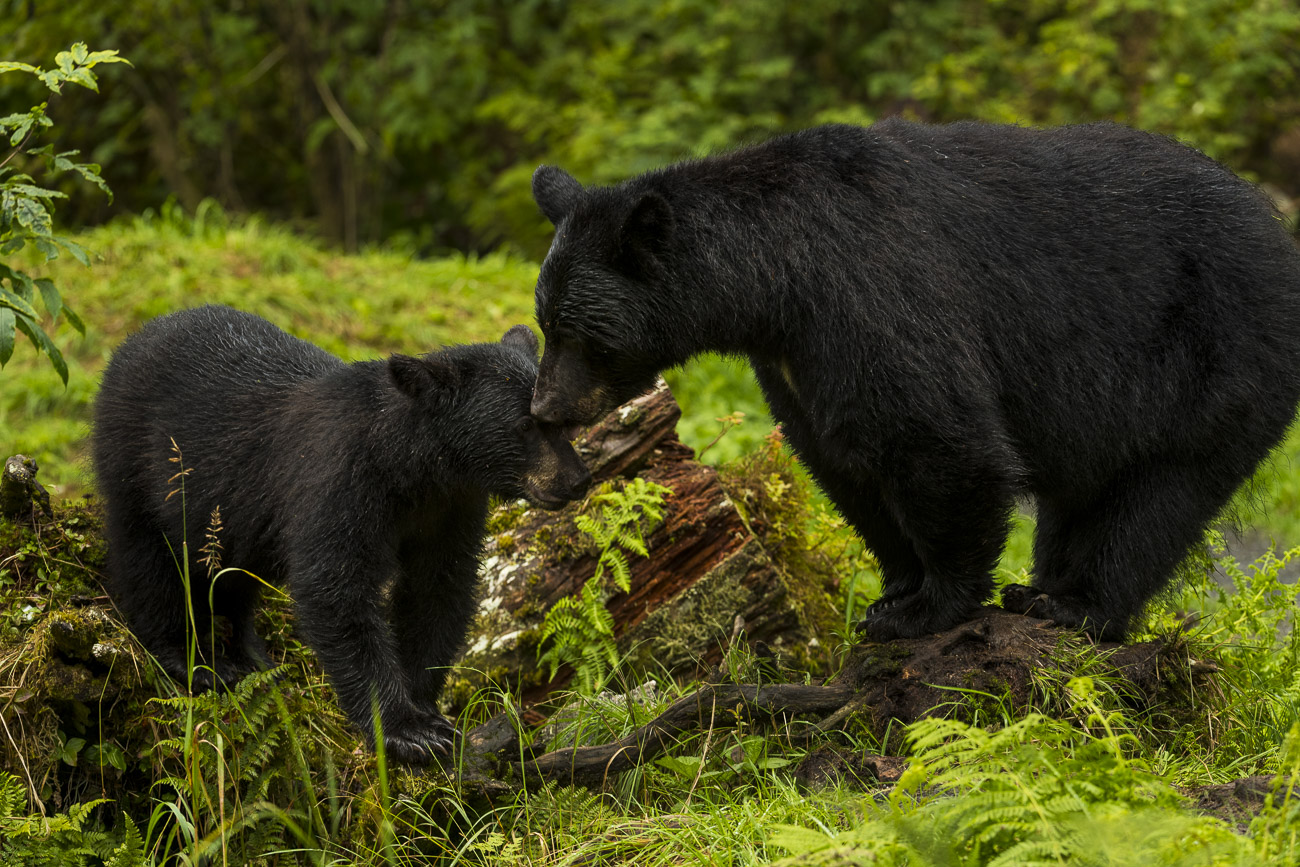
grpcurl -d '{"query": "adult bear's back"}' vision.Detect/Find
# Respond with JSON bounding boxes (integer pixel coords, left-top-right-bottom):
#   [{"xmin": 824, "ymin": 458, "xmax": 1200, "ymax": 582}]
[{"xmin": 837, "ymin": 119, "xmax": 1300, "ymax": 490}]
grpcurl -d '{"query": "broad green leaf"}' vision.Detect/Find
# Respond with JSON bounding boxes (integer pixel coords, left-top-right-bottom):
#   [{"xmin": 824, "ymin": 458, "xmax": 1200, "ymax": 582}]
[
  {"xmin": 0, "ymin": 308, "xmax": 14, "ymax": 366},
  {"xmin": 8, "ymin": 267, "xmax": 33, "ymax": 300},
  {"xmin": 0, "ymin": 62, "xmax": 38, "ymax": 75},
  {"xmin": 62, "ymin": 302, "xmax": 85, "ymax": 336},
  {"xmin": 83, "ymin": 50, "xmax": 131, "ymax": 68},
  {"xmin": 0, "ymin": 285, "xmax": 39, "ymax": 319},
  {"xmin": 2, "ymin": 114, "xmax": 33, "ymax": 146},
  {"xmin": 0, "ymin": 236, "xmax": 24, "ymax": 255},
  {"xmin": 5, "ymin": 182, "xmax": 65, "ymax": 200},
  {"xmin": 71, "ymin": 43, "xmax": 89, "ymax": 65},
  {"xmin": 65, "ymin": 67, "xmax": 99, "ymax": 93},
  {"xmin": 35, "ymin": 277, "xmax": 61, "ymax": 319},
  {"xmin": 33, "ymin": 236, "xmax": 60, "ymax": 260},
  {"xmin": 62, "ymin": 161, "xmax": 111, "ymax": 197},
  {"xmin": 14, "ymin": 315, "xmax": 68, "ymax": 384},
  {"xmin": 84, "ymin": 742, "xmax": 127, "ymax": 772},
  {"xmin": 52, "ymin": 235, "xmax": 91, "ymax": 265},
  {"xmin": 36, "ymin": 69, "xmax": 64, "ymax": 93},
  {"xmin": 14, "ymin": 198, "xmax": 53, "ymax": 235},
  {"xmin": 60, "ymin": 735, "xmax": 86, "ymax": 766}
]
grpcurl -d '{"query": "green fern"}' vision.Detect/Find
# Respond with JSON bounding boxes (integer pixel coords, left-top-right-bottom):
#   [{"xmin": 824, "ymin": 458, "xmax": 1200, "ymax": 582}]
[
  {"xmin": 146, "ymin": 666, "xmax": 303, "ymax": 863},
  {"xmin": 103, "ymin": 814, "xmax": 148, "ymax": 867},
  {"xmin": 573, "ymin": 477, "xmax": 670, "ymax": 593},
  {"xmin": 539, "ymin": 478, "xmax": 670, "ymax": 693},
  {"xmin": 0, "ymin": 771, "xmax": 126, "ymax": 866},
  {"xmin": 770, "ymin": 685, "xmax": 1258, "ymax": 866}
]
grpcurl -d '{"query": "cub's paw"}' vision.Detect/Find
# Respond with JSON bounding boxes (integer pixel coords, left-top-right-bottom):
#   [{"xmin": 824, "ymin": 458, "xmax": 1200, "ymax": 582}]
[{"xmin": 382, "ymin": 711, "xmax": 458, "ymax": 765}]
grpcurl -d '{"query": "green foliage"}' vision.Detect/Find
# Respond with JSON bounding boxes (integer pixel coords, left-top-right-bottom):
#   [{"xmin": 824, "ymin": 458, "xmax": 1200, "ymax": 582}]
[
  {"xmin": 768, "ymin": 703, "xmax": 1266, "ymax": 866},
  {"xmin": 145, "ymin": 666, "xmax": 343, "ymax": 865},
  {"xmin": 11, "ymin": 2, "xmax": 1297, "ymax": 253},
  {"xmin": 539, "ymin": 478, "xmax": 671, "ymax": 694},
  {"xmin": 1, "ymin": 43, "xmax": 127, "ymax": 383},
  {"xmin": 0, "ymin": 770, "xmax": 126, "ymax": 866},
  {"xmin": 575, "ymin": 477, "xmax": 671, "ymax": 595}
]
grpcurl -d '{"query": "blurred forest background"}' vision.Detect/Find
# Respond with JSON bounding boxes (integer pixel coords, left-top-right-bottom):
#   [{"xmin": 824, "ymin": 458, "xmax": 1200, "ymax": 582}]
[{"xmin": 8, "ymin": 0, "xmax": 1300, "ymax": 260}]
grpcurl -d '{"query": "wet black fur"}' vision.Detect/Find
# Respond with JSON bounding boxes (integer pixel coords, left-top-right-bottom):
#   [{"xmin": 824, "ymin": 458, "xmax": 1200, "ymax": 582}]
[
  {"xmin": 530, "ymin": 118, "xmax": 1300, "ymax": 642},
  {"xmin": 94, "ymin": 305, "xmax": 589, "ymax": 762}
]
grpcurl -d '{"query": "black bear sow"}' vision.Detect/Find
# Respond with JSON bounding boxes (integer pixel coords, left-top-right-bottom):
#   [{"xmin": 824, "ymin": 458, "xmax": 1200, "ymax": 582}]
[
  {"xmin": 529, "ymin": 119, "xmax": 1300, "ymax": 642},
  {"xmin": 94, "ymin": 305, "xmax": 590, "ymax": 762}
]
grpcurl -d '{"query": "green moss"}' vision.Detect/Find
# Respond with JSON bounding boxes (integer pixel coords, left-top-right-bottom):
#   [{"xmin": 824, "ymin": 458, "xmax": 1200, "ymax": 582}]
[{"xmin": 486, "ymin": 500, "xmax": 528, "ymax": 536}]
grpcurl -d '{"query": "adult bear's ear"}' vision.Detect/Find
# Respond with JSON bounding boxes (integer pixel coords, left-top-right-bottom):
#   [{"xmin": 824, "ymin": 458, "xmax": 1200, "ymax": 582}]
[
  {"xmin": 616, "ymin": 191, "xmax": 675, "ymax": 276},
  {"xmin": 501, "ymin": 324, "xmax": 540, "ymax": 360},
  {"xmin": 533, "ymin": 166, "xmax": 583, "ymax": 225},
  {"xmin": 388, "ymin": 353, "xmax": 459, "ymax": 397}
]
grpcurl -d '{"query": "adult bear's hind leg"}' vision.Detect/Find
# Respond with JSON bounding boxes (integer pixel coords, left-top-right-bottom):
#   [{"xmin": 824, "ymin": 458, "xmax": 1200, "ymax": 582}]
[{"xmin": 1013, "ymin": 459, "xmax": 1242, "ymax": 640}]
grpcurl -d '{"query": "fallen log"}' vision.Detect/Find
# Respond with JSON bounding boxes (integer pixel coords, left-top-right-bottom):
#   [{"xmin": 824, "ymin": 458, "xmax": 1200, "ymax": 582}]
[
  {"xmin": 512, "ymin": 682, "xmax": 855, "ymax": 788},
  {"xmin": 448, "ymin": 382, "xmax": 841, "ymax": 707},
  {"xmin": 457, "ymin": 607, "xmax": 1218, "ymax": 792}
]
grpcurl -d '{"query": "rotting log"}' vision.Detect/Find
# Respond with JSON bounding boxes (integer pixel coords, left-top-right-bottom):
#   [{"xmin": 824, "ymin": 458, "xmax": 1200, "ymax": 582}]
[
  {"xmin": 455, "ymin": 607, "xmax": 1221, "ymax": 793},
  {"xmin": 451, "ymin": 382, "xmax": 840, "ymax": 706},
  {"xmin": 512, "ymin": 682, "xmax": 855, "ymax": 788}
]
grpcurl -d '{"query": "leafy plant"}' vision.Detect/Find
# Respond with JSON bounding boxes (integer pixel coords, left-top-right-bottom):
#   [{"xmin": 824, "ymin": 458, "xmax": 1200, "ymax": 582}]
[
  {"xmin": 0, "ymin": 769, "xmax": 143, "ymax": 866},
  {"xmin": 1, "ymin": 43, "xmax": 127, "ymax": 383},
  {"xmin": 538, "ymin": 478, "xmax": 671, "ymax": 693},
  {"xmin": 768, "ymin": 692, "xmax": 1259, "ymax": 866}
]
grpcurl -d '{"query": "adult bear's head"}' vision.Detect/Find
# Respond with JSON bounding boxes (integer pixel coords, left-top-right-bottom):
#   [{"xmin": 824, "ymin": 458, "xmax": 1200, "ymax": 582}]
[{"xmin": 529, "ymin": 165, "xmax": 680, "ymax": 428}]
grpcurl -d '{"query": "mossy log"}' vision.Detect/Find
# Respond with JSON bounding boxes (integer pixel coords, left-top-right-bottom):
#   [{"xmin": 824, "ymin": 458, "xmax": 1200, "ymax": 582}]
[
  {"xmin": 458, "ymin": 608, "xmax": 1219, "ymax": 792},
  {"xmin": 1, "ymin": 455, "xmax": 52, "ymax": 520},
  {"xmin": 451, "ymin": 383, "xmax": 841, "ymax": 707}
]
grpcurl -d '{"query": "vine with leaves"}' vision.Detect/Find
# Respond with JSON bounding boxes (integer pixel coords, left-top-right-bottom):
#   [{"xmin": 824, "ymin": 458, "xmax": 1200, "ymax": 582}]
[{"xmin": 0, "ymin": 43, "xmax": 128, "ymax": 383}]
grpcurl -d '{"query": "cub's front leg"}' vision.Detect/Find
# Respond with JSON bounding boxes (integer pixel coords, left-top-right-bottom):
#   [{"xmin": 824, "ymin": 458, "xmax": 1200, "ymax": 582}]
[{"xmin": 287, "ymin": 536, "xmax": 453, "ymax": 764}]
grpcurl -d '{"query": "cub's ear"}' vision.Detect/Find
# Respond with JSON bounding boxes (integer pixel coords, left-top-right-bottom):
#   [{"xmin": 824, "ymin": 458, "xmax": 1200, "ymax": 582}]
[
  {"xmin": 532, "ymin": 165, "xmax": 584, "ymax": 225},
  {"xmin": 616, "ymin": 191, "xmax": 675, "ymax": 276},
  {"xmin": 388, "ymin": 353, "xmax": 459, "ymax": 397},
  {"xmin": 501, "ymin": 324, "xmax": 540, "ymax": 359}
]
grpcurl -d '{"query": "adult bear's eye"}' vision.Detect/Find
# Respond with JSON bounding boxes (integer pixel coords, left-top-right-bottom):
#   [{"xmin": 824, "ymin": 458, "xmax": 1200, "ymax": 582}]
[{"xmin": 517, "ymin": 417, "xmax": 535, "ymax": 435}]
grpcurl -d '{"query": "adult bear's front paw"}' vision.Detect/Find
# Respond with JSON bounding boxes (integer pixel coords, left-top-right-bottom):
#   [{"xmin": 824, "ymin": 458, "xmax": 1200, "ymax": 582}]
[
  {"xmin": 382, "ymin": 710, "xmax": 458, "ymax": 765},
  {"xmin": 857, "ymin": 595, "xmax": 934, "ymax": 642},
  {"xmin": 856, "ymin": 593, "xmax": 981, "ymax": 642},
  {"xmin": 999, "ymin": 584, "xmax": 1126, "ymax": 641}
]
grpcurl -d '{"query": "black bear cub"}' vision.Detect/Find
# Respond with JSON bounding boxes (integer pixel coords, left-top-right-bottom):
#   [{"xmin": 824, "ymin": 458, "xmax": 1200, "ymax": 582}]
[
  {"xmin": 529, "ymin": 118, "xmax": 1300, "ymax": 642},
  {"xmin": 94, "ymin": 305, "xmax": 590, "ymax": 762}
]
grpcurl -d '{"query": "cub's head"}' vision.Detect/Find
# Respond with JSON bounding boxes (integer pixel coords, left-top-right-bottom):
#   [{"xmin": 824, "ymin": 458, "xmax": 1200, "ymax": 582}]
[
  {"xmin": 529, "ymin": 165, "xmax": 676, "ymax": 428},
  {"xmin": 387, "ymin": 324, "xmax": 590, "ymax": 509}
]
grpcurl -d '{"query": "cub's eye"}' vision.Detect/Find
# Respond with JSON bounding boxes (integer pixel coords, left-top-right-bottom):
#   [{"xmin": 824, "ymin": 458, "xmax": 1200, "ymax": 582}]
[{"xmin": 516, "ymin": 417, "xmax": 536, "ymax": 435}]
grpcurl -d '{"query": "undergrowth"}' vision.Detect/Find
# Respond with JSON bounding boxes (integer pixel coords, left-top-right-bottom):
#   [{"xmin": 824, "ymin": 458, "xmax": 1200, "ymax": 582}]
[{"xmin": 3, "ymin": 491, "xmax": 1300, "ymax": 864}]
